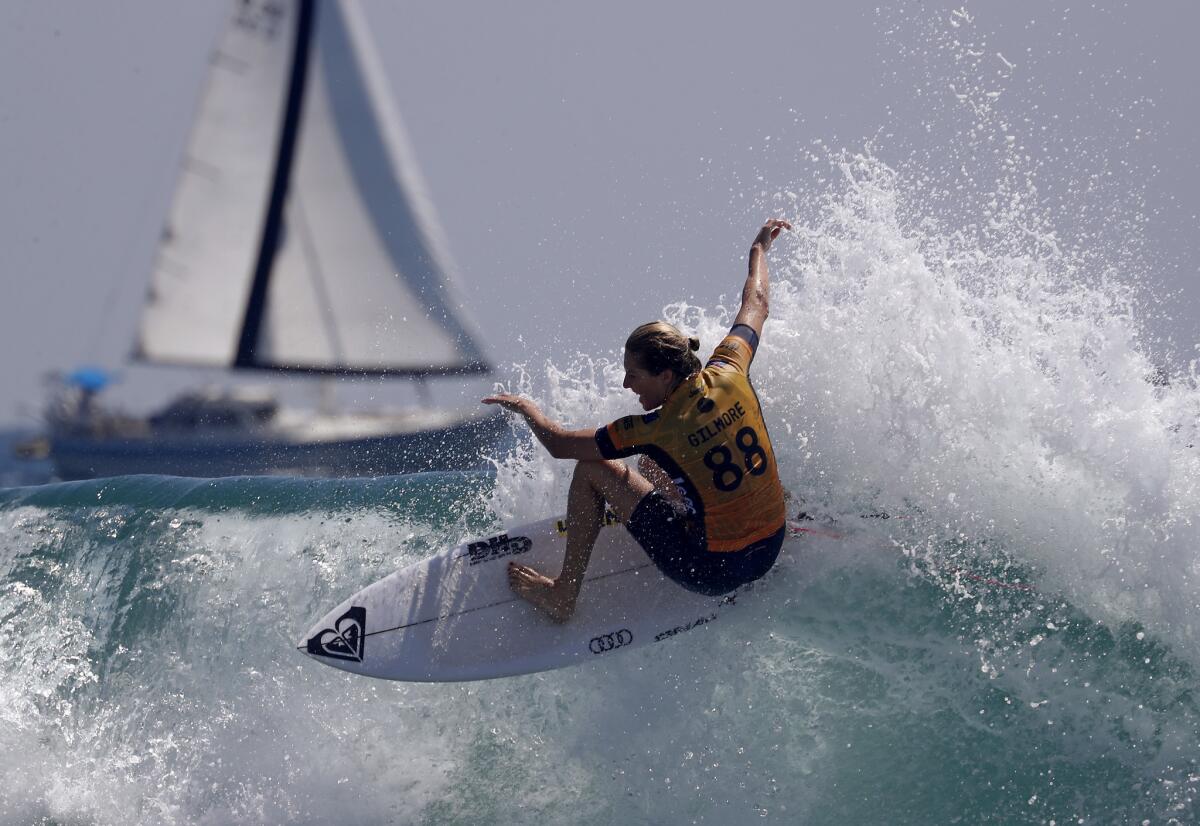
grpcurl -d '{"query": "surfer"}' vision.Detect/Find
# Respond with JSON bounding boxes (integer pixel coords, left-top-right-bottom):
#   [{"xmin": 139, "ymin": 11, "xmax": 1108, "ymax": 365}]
[{"xmin": 484, "ymin": 219, "xmax": 791, "ymax": 623}]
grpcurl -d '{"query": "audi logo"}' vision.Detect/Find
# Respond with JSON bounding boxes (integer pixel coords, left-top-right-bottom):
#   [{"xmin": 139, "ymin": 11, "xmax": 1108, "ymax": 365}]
[{"xmin": 588, "ymin": 629, "xmax": 633, "ymax": 654}]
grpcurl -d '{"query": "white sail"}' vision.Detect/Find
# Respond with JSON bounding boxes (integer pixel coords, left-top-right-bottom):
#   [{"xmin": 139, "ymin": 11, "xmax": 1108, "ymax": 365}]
[{"xmin": 137, "ymin": 0, "xmax": 489, "ymax": 375}]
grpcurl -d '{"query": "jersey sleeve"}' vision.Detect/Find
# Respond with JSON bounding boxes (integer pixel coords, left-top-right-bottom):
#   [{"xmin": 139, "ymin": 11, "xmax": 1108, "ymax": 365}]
[
  {"xmin": 594, "ymin": 411, "xmax": 661, "ymax": 459},
  {"xmin": 705, "ymin": 324, "xmax": 759, "ymax": 375}
]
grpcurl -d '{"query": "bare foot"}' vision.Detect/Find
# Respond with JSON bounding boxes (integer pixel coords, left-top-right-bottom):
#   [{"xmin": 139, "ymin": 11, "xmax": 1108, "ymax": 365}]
[{"xmin": 508, "ymin": 562, "xmax": 576, "ymax": 623}]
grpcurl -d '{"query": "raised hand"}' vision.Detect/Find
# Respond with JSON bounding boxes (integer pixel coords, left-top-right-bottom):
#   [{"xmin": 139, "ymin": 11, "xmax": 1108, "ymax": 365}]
[{"xmin": 752, "ymin": 218, "xmax": 792, "ymax": 252}]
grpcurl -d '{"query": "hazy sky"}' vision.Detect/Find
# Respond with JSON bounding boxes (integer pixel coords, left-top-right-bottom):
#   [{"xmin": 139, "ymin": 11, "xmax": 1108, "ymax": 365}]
[{"xmin": 1, "ymin": 1, "xmax": 1198, "ymax": 428}]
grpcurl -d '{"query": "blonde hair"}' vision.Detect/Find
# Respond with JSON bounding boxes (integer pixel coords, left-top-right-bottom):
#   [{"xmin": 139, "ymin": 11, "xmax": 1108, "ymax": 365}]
[{"xmin": 625, "ymin": 321, "xmax": 701, "ymax": 380}]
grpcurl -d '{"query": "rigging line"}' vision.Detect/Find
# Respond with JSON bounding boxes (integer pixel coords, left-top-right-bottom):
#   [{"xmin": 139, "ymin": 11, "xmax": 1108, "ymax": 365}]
[
  {"xmin": 292, "ymin": 194, "xmax": 346, "ymax": 365},
  {"xmin": 88, "ymin": 119, "xmax": 201, "ymax": 364}
]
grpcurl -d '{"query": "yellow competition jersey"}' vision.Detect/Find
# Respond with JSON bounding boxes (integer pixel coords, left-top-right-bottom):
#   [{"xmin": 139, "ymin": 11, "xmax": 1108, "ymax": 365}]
[{"xmin": 596, "ymin": 327, "xmax": 786, "ymax": 551}]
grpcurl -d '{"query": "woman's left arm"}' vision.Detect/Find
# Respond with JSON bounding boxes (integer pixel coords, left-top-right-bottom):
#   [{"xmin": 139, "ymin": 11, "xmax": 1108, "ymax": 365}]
[
  {"xmin": 734, "ymin": 218, "xmax": 792, "ymax": 338},
  {"xmin": 482, "ymin": 394, "xmax": 603, "ymax": 460}
]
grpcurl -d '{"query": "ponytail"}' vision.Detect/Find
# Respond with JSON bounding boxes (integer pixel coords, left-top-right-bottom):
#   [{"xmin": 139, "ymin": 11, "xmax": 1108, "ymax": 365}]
[{"xmin": 625, "ymin": 321, "xmax": 702, "ymax": 380}]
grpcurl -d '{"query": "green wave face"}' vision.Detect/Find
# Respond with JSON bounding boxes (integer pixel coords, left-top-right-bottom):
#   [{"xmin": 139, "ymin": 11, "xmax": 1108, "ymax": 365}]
[{"xmin": 0, "ymin": 473, "xmax": 1196, "ymax": 824}]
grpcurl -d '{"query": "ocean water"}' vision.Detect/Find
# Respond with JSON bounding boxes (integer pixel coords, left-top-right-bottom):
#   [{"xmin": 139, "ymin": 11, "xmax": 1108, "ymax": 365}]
[
  {"xmin": 6, "ymin": 10, "xmax": 1200, "ymax": 826},
  {"xmin": 1, "ymin": 456, "xmax": 1198, "ymax": 825},
  {"xmin": 5, "ymin": 153, "xmax": 1199, "ymax": 823}
]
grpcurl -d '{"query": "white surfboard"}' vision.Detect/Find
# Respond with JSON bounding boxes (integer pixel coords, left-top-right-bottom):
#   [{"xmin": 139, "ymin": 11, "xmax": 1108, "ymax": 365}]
[{"xmin": 298, "ymin": 515, "xmax": 808, "ymax": 682}]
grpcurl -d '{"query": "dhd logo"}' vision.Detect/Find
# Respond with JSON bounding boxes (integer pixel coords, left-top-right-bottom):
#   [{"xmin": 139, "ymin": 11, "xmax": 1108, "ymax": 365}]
[{"xmin": 466, "ymin": 533, "xmax": 533, "ymax": 565}]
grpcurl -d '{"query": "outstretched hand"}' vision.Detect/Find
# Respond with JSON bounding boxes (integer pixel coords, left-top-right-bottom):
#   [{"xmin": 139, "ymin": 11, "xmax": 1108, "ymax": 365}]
[
  {"xmin": 482, "ymin": 393, "xmax": 535, "ymax": 418},
  {"xmin": 752, "ymin": 218, "xmax": 792, "ymax": 252}
]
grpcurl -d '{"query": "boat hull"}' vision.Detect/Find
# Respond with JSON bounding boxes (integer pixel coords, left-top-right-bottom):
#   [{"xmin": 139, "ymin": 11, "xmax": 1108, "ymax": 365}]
[{"xmin": 47, "ymin": 411, "xmax": 508, "ymax": 480}]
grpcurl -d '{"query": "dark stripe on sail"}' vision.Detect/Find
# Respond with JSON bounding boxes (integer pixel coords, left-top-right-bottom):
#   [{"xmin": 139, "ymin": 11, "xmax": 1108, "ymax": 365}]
[{"xmin": 235, "ymin": 0, "xmax": 316, "ymax": 369}]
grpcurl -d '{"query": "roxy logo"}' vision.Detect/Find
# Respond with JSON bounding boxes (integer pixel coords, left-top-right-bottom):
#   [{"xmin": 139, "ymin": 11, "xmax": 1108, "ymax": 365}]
[
  {"xmin": 306, "ymin": 606, "xmax": 367, "ymax": 663},
  {"xmin": 467, "ymin": 533, "xmax": 533, "ymax": 565}
]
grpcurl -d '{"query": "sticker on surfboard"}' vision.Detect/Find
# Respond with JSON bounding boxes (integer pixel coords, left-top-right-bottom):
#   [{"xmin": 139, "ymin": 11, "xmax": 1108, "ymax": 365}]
[{"xmin": 306, "ymin": 605, "xmax": 367, "ymax": 663}]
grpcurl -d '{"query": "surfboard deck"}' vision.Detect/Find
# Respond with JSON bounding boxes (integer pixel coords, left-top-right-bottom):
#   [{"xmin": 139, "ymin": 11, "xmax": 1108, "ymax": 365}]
[{"xmin": 298, "ymin": 515, "xmax": 806, "ymax": 682}]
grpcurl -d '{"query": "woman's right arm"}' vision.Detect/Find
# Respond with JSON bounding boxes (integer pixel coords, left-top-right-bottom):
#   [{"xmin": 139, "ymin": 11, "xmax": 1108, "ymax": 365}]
[
  {"xmin": 481, "ymin": 393, "xmax": 602, "ymax": 460},
  {"xmin": 733, "ymin": 218, "xmax": 792, "ymax": 338}
]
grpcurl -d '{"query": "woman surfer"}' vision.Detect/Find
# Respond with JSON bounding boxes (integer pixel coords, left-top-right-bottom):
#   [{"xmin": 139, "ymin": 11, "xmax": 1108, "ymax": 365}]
[{"xmin": 483, "ymin": 219, "xmax": 791, "ymax": 623}]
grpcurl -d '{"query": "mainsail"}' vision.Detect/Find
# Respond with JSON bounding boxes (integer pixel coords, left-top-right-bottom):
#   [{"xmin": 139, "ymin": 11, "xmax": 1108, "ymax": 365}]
[{"xmin": 137, "ymin": 0, "xmax": 489, "ymax": 376}]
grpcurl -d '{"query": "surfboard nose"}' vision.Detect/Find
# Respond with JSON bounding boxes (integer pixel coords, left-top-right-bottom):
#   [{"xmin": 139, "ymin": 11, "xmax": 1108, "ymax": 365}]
[{"xmin": 299, "ymin": 604, "xmax": 368, "ymax": 665}]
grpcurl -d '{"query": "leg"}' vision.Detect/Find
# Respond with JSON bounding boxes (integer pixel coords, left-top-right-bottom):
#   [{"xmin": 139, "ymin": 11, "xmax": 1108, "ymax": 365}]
[
  {"xmin": 509, "ymin": 459, "xmax": 653, "ymax": 623},
  {"xmin": 638, "ymin": 455, "xmax": 681, "ymax": 505}
]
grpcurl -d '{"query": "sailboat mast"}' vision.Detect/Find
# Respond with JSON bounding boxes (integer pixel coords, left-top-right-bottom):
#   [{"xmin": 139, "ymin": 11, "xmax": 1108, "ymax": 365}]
[
  {"xmin": 414, "ymin": 376, "xmax": 433, "ymax": 408},
  {"xmin": 235, "ymin": 0, "xmax": 316, "ymax": 369}
]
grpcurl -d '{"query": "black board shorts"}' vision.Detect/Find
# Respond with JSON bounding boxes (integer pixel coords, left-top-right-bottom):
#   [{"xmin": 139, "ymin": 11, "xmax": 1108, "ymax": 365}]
[{"xmin": 625, "ymin": 491, "xmax": 785, "ymax": 596}]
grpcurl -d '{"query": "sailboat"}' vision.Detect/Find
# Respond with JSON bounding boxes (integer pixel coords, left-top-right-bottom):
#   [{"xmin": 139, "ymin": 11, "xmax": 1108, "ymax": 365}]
[{"xmin": 33, "ymin": 0, "xmax": 507, "ymax": 480}]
